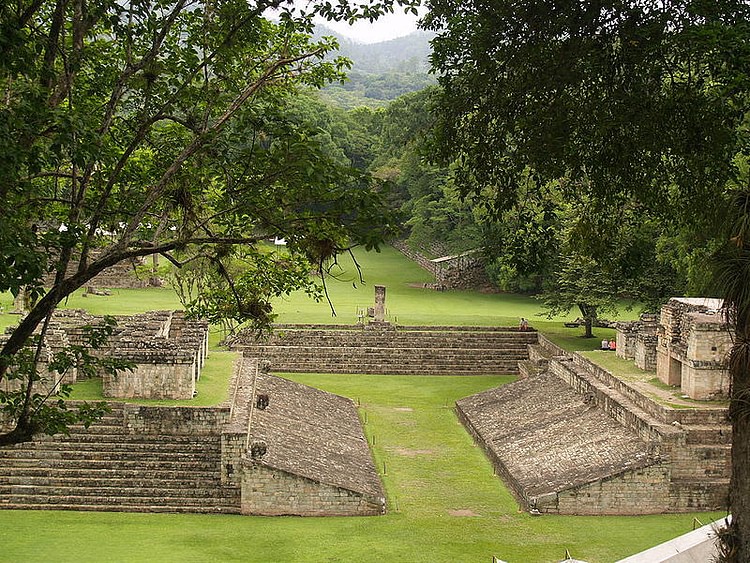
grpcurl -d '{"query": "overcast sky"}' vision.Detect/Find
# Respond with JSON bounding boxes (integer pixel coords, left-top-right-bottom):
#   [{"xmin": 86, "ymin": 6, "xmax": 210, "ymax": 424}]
[{"xmin": 317, "ymin": 9, "xmax": 423, "ymax": 44}]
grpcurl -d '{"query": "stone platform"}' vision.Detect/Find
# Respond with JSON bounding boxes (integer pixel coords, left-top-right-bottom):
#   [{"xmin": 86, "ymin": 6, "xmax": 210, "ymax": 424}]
[
  {"xmin": 227, "ymin": 324, "xmax": 537, "ymax": 375},
  {"xmin": 0, "ymin": 358, "xmax": 383, "ymax": 517},
  {"xmin": 458, "ymin": 336, "xmax": 730, "ymax": 515},
  {"xmin": 240, "ymin": 368, "xmax": 385, "ymax": 516}
]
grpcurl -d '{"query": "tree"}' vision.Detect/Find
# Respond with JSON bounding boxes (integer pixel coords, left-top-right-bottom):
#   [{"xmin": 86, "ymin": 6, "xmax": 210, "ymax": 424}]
[
  {"xmin": 425, "ymin": 0, "xmax": 750, "ymax": 558},
  {"xmin": 0, "ymin": 0, "xmax": 419, "ymax": 445}
]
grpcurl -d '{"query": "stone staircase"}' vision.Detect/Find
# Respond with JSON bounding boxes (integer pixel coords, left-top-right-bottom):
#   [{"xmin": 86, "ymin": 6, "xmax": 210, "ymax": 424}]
[
  {"xmin": 0, "ymin": 403, "xmax": 241, "ymax": 513},
  {"xmin": 229, "ymin": 324, "xmax": 538, "ymax": 375}
]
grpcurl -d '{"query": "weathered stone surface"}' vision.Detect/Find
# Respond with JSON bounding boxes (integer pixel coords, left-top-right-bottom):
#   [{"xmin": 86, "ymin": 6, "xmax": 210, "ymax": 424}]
[
  {"xmin": 227, "ymin": 324, "xmax": 537, "ymax": 376},
  {"xmin": 457, "ymin": 371, "xmax": 658, "ymax": 513},
  {"xmin": 249, "ymin": 371, "xmax": 382, "ymax": 497},
  {"xmin": 0, "ymin": 402, "xmax": 241, "ymax": 514},
  {"xmin": 656, "ymin": 298, "xmax": 732, "ymax": 400}
]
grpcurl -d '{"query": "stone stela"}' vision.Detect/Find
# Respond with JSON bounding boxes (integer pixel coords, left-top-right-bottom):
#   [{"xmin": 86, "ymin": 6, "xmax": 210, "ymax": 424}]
[{"xmin": 373, "ymin": 285, "xmax": 386, "ymax": 323}]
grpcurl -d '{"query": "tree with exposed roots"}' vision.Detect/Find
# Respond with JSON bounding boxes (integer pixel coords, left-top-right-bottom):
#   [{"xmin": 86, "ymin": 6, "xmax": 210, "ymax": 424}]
[
  {"xmin": 425, "ymin": 1, "xmax": 750, "ymax": 559},
  {"xmin": 0, "ymin": 0, "xmax": 419, "ymax": 446}
]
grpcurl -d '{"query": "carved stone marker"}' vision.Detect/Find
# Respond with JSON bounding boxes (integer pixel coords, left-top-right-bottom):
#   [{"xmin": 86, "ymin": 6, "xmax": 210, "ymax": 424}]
[{"xmin": 374, "ymin": 285, "xmax": 386, "ymax": 323}]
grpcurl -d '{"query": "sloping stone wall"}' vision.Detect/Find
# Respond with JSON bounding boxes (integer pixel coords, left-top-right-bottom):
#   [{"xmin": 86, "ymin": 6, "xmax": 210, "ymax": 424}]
[
  {"xmin": 456, "ymin": 371, "xmax": 662, "ymax": 514},
  {"xmin": 391, "ymin": 241, "xmax": 491, "ymax": 290},
  {"xmin": 224, "ymin": 356, "xmax": 385, "ymax": 516},
  {"xmin": 457, "ymin": 343, "xmax": 730, "ymax": 515}
]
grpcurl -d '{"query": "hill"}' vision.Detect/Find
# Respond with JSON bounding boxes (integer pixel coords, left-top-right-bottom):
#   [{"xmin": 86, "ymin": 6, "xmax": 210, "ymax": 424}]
[{"xmin": 315, "ymin": 26, "xmax": 436, "ymax": 108}]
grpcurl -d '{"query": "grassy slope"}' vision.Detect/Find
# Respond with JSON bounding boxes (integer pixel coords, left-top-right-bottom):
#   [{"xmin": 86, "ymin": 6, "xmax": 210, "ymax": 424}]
[{"xmin": 0, "ymin": 246, "xmax": 718, "ymax": 562}]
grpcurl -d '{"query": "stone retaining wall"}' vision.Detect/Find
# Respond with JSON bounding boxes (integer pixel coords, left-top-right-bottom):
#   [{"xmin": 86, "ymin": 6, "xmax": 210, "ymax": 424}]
[{"xmin": 122, "ymin": 405, "xmax": 229, "ymax": 435}]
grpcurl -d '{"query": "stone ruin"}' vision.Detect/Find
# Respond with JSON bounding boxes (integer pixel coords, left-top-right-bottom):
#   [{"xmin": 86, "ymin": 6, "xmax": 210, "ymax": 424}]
[
  {"xmin": 0, "ymin": 309, "xmax": 209, "ymax": 400},
  {"xmin": 391, "ymin": 241, "xmax": 491, "ymax": 290},
  {"xmin": 616, "ymin": 298, "xmax": 732, "ymax": 400},
  {"xmin": 458, "ymin": 333, "xmax": 730, "ymax": 515},
  {"xmin": 0, "ymin": 356, "xmax": 384, "ymax": 517},
  {"xmin": 615, "ymin": 313, "xmax": 659, "ymax": 371},
  {"xmin": 223, "ymin": 358, "xmax": 385, "ymax": 516}
]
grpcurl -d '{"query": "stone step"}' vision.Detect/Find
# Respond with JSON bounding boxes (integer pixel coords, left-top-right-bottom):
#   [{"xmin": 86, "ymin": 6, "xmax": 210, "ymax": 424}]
[
  {"xmin": 668, "ymin": 444, "xmax": 732, "ymax": 480},
  {"xmin": 0, "ymin": 474, "xmax": 225, "ymax": 489},
  {"xmin": 269, "ymin": 364, "xmax": 519, "ymax": 375},
  {"xmin": 246, "ymin": 346, "xmax": 529, "ymax": 358},
  {"xmin": 0, "ymin": 494, "xmax": 241, "ymax": 510},
  {"xmin": 668, "ymin": 478, "xmax": 729, "ymax": 510},
  {"xmin": 0, "ymin": 483, "xmax": 235, "ymax": 499},
  {"xmin": 0, "ymin": 442, "xmax": 221, "ymax": 459},
  {"xmin": 682, "ymin": 424, "xmax": 732, "ymax": 445},
  {"xmin": 0, "ymin": 502, "xmax": 242, "ymax": 514},
  {"xmin": 0, "ymin": 460, "xmax": 221, "ymax": 475},
  {"xmin": 552, "ymin": 358, "xmax": 677, "ymax": 444},
  {"xmin": 26, "ymin": 435, "xmax": 221, "ymax": 448}
]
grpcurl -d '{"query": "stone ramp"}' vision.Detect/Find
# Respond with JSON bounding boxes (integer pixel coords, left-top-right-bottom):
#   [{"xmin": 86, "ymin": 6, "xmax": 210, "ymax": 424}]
[
  {"xmin": 250, "ymin": 373, "xmax": 383, "ymax": 497},
  {"xmin": 0, "ymin": 403, "xmax": 241, "ymax": 514},
  {"xmin": 241, "ymin": 370, "xmax": 384, "ymax": 515},
  {"xmin": 457, "ymin": 371, "xmax": 660, "ymax": 513}
]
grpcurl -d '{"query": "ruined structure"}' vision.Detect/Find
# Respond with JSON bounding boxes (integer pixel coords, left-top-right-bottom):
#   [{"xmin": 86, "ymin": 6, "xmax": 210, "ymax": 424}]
[
  {"xmin": 226, "ymin": 359, "xmax": 385, "ymax": 516},
  {"xmin": 459, "ymin": 335, "xmax": 730, "ymax": 515},
  {"xmin": 656, "ymin": 298, "xmax": 731, "ymax": 400},
  {"xmin": 0, "ymin": 358, "xmax": 384, "ymax": 516},
  {"xmin": 226, "ymin": 324, "xmax": 537, "ymax": 375},
  {"xmin": 615, "ymin": 313, "xmax": 659, "ymax": 371},
  {"xmin": 616, "ymin": 298, "xmax": 732, "ymax": 401},
  {"xmin": 391, "ymin": 241, "xmax": 491, "ymax": 290},
  {"xmin": 0, "ymin": 309, "xmax": 209, "ymax": 400}
]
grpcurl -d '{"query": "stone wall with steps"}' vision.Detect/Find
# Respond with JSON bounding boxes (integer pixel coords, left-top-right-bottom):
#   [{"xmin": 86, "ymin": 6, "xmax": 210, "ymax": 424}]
[
  {"xmin": 0, "ymin": 402, "xmax": 241, "ymax": 514},
  {"xmin": 457, "ymin": 338, "xmax": 731, "ymax": 515},
  {"xmin": 228, "ymin": 324, "xmax": 538, "ymax": 376}
]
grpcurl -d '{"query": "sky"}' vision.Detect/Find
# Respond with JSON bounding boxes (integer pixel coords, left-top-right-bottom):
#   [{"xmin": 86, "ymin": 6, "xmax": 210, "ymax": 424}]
[{"xmin": 316, "ymin": 9, "xmax": 423, "ymax": 44}]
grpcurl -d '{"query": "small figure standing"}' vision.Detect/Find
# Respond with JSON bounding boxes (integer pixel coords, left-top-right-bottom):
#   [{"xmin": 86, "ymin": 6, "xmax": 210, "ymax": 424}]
[{"xmin": 519, "ymin": 318, "xmax": 529, "ymax": 331}]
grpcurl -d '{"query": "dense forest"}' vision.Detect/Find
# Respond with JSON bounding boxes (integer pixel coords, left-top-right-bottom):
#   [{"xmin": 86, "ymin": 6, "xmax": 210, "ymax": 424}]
[
  {"xmin": 303, "ymin": 30, "xmax": 715, "ymax": 323},
  {"xmin": 315, "ymin": 27, "xmax": 436, "ymax": 108}
]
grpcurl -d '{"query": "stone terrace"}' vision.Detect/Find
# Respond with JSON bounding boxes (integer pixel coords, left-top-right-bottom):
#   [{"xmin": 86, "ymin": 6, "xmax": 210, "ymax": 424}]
[
  {"xmin": 0, "ymin": 403, "xmax": 241, "ymax": 513},
  {"xmin": 227, "ymin": 324, "xmax": 537, "ymax": 375},
  {"xmin": 458, "ymin": 336, "xmax": 731, "ymax": 515},
  {"xmin": 0, "ymin": 356, "xmax": 383, "ymax": 517}
]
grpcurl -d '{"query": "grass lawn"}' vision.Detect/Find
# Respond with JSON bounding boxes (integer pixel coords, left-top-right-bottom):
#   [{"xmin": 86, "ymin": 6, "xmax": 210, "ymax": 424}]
[{"xmin": 0, "ymin": 246, "xmax": 716, "ymax": 562}]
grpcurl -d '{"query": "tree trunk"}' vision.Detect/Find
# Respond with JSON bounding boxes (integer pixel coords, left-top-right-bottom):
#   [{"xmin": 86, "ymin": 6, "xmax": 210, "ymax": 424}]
[
  {"xmin": 725, "ymin": 335, "xmax": 750, "ymax": 561},
  {"xmin": 0, "ymin": 415, "xmax": 36, "ymax": 447},
  {"xmin": 577, "ymin": 303, "xmax": 596, "ymax": 338}
]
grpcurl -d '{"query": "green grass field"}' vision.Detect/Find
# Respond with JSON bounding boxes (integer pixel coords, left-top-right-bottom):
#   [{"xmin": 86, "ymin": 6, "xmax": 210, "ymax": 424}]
[{"xmin": 0, "ymin": 246, "xmax": 720, "ymax": 563}]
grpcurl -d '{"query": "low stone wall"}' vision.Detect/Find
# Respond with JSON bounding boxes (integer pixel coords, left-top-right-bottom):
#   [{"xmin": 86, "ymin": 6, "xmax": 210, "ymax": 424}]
[
  {"xmin": 556, "ymin": 465, "xmax": 672, "ymax": 515},
  {"xmin": 122, "ymin": 404, "xmax": 229, "ymax": 435},
  {"xmin": 241, "ymin": 464, "xmax": 384, "ymax": 516},
  {"xmin": 105, "ymin": 360, "xmax": 197, "ymax": 400}
]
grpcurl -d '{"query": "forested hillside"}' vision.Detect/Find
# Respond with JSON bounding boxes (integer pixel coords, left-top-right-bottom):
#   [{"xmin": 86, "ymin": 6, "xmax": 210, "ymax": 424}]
[{"xmin": 315, "ymin": 27, "xmax": 436, "ymax": 108}]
